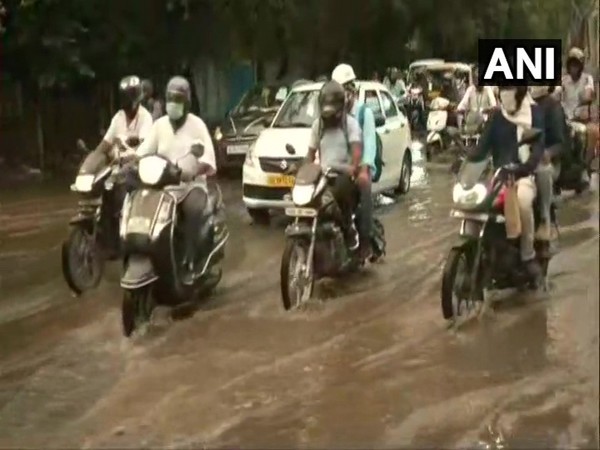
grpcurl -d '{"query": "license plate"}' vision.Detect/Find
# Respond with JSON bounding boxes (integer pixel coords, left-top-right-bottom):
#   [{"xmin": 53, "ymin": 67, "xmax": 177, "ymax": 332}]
[
  {"xmin": 267, "ymin": 175, "xmax": 295, "ymax": 187},
  {"xmin": 285, "ymin": 207, "xmax": 317, "ymax": 217},
  {"xmin": 450, "ymin": 209, "xmax": 488, "ymax": 222},
  {"xmin": 226, "ymin": 144, "xmax": 249, "ymax": 155}
]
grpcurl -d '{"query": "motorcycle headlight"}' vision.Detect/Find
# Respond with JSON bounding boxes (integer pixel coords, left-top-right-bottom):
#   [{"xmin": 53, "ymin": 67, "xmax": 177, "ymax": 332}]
[
  {"xmin": 292, "ymin": 184, "xmax": 315, "ymax": 206},
  {"xmin": 139, "ymin": 155, "xmax": 167, "ymax": 185},
  {"xmin": 214, "ymin": 127, "xmax": 223, "ymax": 141},
  {"xmin": 74, "ymin": 174, "xmax": 94, "ymax": 192},
  {"xmin": 452, "ymin": 183, "xmax": 487, "ymax": 206}
]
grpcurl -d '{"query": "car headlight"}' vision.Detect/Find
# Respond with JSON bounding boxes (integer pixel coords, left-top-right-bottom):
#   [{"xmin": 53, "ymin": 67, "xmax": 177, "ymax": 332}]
[
  {"xmin": 244, "ymin": 143, "xmax": 256, "ymax": 167},
  {"xmin": 292, "ymin": 184, "xmax": 315, "ymax": 206},
  {"xmin": 139, "ymin": 155, "xmax": 167, "ymax": 185},
  {"xmin": 74, "ymin": 174, "xmax": 94, "ymax": 192},
  {"xmin": 452, "ymin": 183, "xmax": 487, "ymax": 206},
  {"xmin": 214, "ymin": 127, "xmax": 223, "ymax": 141}
]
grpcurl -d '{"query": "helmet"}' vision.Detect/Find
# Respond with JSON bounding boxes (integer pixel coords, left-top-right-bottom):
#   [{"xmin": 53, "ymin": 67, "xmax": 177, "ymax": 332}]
[
  {"xmin": 331, "ymin": 63, "xmax": 357, "ymax": 86},
  {"xmin": 319, "ymin": 81, "xmax": 345, "ymax": 122},
  {"xmin": 566, "ymin": 47, "xmax": 585, "ymax": 70},
  {"xmin": 166, "ymin": 76, "xmax": 191, "ymax": 104},
  {"xmin": 118, "ymin": 75, "xmax": 142, "ymax": 112}
]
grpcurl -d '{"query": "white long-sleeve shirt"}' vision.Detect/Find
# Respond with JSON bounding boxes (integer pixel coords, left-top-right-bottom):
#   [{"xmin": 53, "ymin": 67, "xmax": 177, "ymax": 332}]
[{"xmin": 457, "ymin": 85, "xmax": 497, "ymax": 113}]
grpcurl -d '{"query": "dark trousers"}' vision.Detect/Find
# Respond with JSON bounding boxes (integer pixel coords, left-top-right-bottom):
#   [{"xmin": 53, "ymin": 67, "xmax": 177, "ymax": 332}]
[
  {"xmin": 330, "ymin": 174, "xmax": 357, "ymax": 230},
  {"xmin": 181, "ymin": 187, "xmax": 208, "ymax": 263}
]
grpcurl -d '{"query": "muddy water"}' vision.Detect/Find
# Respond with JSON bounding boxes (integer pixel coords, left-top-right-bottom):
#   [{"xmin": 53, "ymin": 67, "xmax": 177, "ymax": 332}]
[{"xmin": 0, "ymin": 158, "xmax": 598, "ymax": 448}]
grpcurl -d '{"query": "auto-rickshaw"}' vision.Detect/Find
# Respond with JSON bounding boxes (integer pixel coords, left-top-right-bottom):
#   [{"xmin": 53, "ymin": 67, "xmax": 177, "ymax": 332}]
[{"xmin": 422, "ymin": 62, "xmax": 473, "ymax": 103}]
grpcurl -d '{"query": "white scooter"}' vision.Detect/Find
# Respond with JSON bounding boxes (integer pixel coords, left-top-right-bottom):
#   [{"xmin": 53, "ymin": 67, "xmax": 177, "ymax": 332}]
[{"xmin": 425, "ymin": 96, "xmax": 450, "ymax": 160}]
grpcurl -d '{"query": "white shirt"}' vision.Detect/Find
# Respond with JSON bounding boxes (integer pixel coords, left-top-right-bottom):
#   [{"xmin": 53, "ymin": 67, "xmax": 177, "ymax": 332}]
[
  {"xmin": 103, "ymin": 106, "xmax": 153, "ymax": 159},
  {"xmin": 137, "ymin": 114, "xmax": 216, "ymax": 184},
  {"xmin": 457, "ymin": 85, "xmax": 497, "ymax": 112},
  {"xmin": 561, "ymin": 73, "xmax": 595, "ymax": 120}
]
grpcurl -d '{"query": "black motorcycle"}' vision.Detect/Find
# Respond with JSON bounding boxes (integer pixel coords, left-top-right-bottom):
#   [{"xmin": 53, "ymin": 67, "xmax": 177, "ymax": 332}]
[
  {"xmin": 403, "ymin": 86, "xmax": 426, "ymax": 134},
  {"xmin": 119, "ymin": 147, "xmax": 228, "ymax": 336},
  {"xmin": 279, "ymin": 146, "xmax": 386, "ymax": 310},
  {"xmin": 61, "ymin": 139, "xmax": 129, "ymax": 295},
  {"xmin": 441, "ymin": 128, "xmax": 559, "ymax": 323}
]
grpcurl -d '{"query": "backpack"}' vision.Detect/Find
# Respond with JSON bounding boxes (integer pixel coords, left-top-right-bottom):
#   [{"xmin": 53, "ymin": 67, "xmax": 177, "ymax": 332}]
[
  {"xmin": 358, "ymin": 104, "xmax": 384, "ymax": 183},
  {"xmin": 316, "ymin": 105, "xmax": 384, "ymax": 182}
]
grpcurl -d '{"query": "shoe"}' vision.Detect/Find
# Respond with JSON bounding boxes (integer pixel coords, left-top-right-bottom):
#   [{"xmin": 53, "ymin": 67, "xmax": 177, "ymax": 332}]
[
  {"xmin": 359, "ymin": 239, "xmax": 372, "ymax": 261},
  {"xmin": 524, "ymin": 258, "xmax": 542, "ymax": 282}
]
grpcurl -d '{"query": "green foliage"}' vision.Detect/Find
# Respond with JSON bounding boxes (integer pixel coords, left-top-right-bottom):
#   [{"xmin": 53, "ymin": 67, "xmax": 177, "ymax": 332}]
[{"xmin": 0, "ymin": 0, "xmax": 578, "ymax": 87}]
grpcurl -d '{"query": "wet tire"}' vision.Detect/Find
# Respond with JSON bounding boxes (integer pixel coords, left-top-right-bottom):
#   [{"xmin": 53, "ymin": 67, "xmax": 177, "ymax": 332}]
[
  {"xmin": 61, "ymin": 226, "xmax": 104, "ymax": 295},
  {"xmin": 395, "ymin": 152, "xmax": 412, "ymax": 194},
  {"xmin": 441, "ymin": 247, "xmax": 471, "ymax": 320},
  {"xmin": 122, "ymin": 287, "xmax": 154, "ymax": 337},
  {"xmin": 280, "ymin": 239, "xmax": 314, "ymax": 310},
  {"xmin": 247, "ymin": 207, "xmax": 270, "ymax": 225}
]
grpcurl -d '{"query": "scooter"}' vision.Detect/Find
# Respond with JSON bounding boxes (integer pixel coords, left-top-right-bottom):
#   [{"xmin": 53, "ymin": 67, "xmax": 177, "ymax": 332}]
[
  {"xmin": 425, "ymin": 96, "xmax": 450, "ymax": 160},
  {"xmin": 119, "ymin": 145, "xmax": 228, "ymax": 336}
]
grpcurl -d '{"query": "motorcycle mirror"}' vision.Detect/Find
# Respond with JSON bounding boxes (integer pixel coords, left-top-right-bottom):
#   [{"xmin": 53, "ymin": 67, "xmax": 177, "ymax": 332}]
[
  {"xmin": 518, "ymin": 128, "xmax": 543, "ymax": 146},
  {"xmin": 374, "ymin": 115, "xmax": 386, "ymax": 127},
  {"xmin": 285, "ymin": 143, "xmax": 296, "ymax": 155},
  {"xmin": 76, "ymin": 139, "xmax": 88, "ymax": 152},
  {"xmin": 191, "ymin": 143, "xmax": 205, "ymax": 158}
]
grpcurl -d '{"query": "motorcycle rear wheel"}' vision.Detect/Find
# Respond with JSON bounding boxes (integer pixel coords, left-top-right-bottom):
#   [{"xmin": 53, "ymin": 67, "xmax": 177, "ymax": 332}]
[
  {"xmin": 61, "ymin": 226, "xmax": 104, "ymax": 295},
  {"xmin": 122, "ymin": 286, "xmax": 155, "ymax": 337},
  {"xmin": 280, "ymin": 239, "xmax": 314, "ymax": 310}
]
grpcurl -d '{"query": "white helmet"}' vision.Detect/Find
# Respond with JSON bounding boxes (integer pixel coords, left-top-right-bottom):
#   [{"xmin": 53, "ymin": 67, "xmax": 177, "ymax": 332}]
[{"xmin": 331, "ymin": 63, "xmax": 357, "ymax": 86}]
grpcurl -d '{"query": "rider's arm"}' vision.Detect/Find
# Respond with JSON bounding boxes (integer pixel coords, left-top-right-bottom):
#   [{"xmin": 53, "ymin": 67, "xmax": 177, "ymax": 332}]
[
  {"xmin": 456, "ymin": 86, "xmax": 471, "ymax": 112},
  {"xmin": 195, "ymin": 117, "xmax": 217, "ymax": 177},
  {"xmin": 360, "ymin": 107, "xmax": 377, "ymax": 173},
  {"xmin": 581, "ymin": 73, "xmax": 595, "ymax": 103},
  {"xmin": 545, "ymin": 101, "xmax": 567, "ymax": 158},
  {"xmin": 138, "ymin": 108, "xmax": 154, "ymax": 143},
  {"xmin": 306, "ymin": 118, "xmax": 320, "ymax": 163},
  {"xmin": 92, "ymin": 114, "xmax": 119, "ymax": 161},
  {"xmin": 468, "ymin": 109, "xmax": 496, "ymax": 162},
  {"xmin": 347, "ymin": 116, "xmax": 363, "ymax": 173},
  {"xmin": 486, "ymin": 87, "xmax": 497, "ymax": 109},
  {"xmin": 135, "ymin": 121, "xmax": 159, "ymax": 157}
]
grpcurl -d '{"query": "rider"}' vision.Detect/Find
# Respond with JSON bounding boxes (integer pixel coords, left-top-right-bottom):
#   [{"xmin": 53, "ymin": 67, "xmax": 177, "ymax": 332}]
[
  {"xmin": 141, "ymin": 79, "xmax": 164, "ymax": 121},
  {"xmin": 467, "ymin": 85, "xmax": 545, "ymax": 280},
  {"xmin": 306, "ymin": 81, "xmax": 362, "ymax": 250},
  {"xmin": 560, "ymin": 47, "xmax": 597, "ymax": 178},
  {"xmin": 93, "ymin": 75, "xmax": 153, "ymax": 164},
  {"xmin": 440, "ymin": 72, "xmax": 460, "ymax": 127},
  {"xmin": 456, "ymin": 69, "xmax": 497, "ymax": 115},
  {"xmin": 529, "ymin": 85, "xmax": 567, "ymax": 240},
  {"xmin": 386, "ymin": 67, "xmax": 406, "ymax": 100},
  {"xmin": 136, "ymin": 76, "xmax": 217, "ymax": 283},
  {"xmin": 331, "ymin": 63, "xmax": 376, "ymax": 258}
]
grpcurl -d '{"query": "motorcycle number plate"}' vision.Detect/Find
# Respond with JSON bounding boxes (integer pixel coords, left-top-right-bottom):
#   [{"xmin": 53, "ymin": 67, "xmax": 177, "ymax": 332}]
[
  {"xmin": 285, "ymin": 207, "xmax": 317, "ymax": 217},
  {"xmin": 127, "ymin": 216, "xmax": 152, "ymax": 233}
]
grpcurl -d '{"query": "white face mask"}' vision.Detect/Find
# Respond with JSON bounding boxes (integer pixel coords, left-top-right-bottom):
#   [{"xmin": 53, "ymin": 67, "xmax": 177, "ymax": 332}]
[
  {"xmin": 166, "ymin": 102, "xmax": 184, "ymax": 120},
  {"xmin": 499, "ymin": 90, "xmax": 518, "ymax": 114}
]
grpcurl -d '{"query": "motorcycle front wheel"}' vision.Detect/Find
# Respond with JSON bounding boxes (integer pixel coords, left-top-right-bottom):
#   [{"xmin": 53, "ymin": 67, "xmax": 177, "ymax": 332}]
[
  {"xmin": 61, "ymin": 226, "xmax": 104, "ymax": 295},
  {"xmin": 441, "ymin": 247, "xmax": 474, "ymax": 321},
  {"xmin": 122, "ymin": 286, "xmax": 155, "ymax": 337},
  {"xmin": 280, "ymin": 239, "xmax": 314, "ymax": 310}
]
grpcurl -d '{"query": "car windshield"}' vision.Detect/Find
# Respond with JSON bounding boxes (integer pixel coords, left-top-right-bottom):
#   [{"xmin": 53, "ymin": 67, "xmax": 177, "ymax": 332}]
[
  {"xmin": 233, "ymin": 86, "xmax": 282, "ymax": 115},
  {"xmin": 271, "ymin": 90, "xmax": 319, "ymax": 128},
  {"xmin": 457, "ymin": 158, "xmax": 490, "ymax": 189}
]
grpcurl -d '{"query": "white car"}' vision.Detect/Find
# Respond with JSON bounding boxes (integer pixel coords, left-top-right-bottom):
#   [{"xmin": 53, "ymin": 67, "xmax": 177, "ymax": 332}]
[{"xmin": 242, "ymin": 80, "xmax": 414, "ymax": 223}]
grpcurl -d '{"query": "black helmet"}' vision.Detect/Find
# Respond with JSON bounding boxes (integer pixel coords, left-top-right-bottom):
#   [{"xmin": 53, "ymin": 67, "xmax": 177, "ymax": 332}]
[
  {"xmin": 118, "ymin": 75, "xmax": 142, "ymax": 112},
  {"xmin": 319, "ymin": 80, "xmax": 345, "ymax": 121}
]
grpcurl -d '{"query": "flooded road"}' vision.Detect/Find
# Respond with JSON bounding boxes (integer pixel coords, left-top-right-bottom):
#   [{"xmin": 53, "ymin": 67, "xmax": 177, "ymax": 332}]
[{"xmin": 0, "ymin": 156, "xmax": 598, "ymax": 449}]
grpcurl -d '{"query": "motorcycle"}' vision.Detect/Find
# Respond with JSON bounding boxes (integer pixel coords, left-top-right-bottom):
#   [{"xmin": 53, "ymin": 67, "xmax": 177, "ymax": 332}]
[
  {"xmin": 403, "ymin": 86, "xmax": 426, "ymax": 133},
  {"xmin": 279, "ymin": 145, "xmax": 386, "ymax": 310},
  {"xmin": 119, "ymin": 145, "xmax": 228, "ymax": 336},
  {"xmin": 61, "ymin": 138, "xmax": 134, "ymax": 295},
  {"xmin": 425, "ymin": 96, "xmax": 451, "ymax": 160},
  {"xmin": 441, "ymin": 128, "xmax": 559, "ymax": 323}
]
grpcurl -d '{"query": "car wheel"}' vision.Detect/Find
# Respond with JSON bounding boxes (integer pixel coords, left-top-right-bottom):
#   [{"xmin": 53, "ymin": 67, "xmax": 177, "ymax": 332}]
[
  {"xmin": 247, "ymin": 207, "xmax": 270, "ymax": 225},
  {"xmin": 395, "ymin": 151, "xmax": 412, "ymax": 194}
]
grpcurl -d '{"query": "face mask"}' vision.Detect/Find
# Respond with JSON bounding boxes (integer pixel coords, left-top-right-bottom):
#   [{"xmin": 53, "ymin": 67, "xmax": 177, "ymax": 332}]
[
  {"xmin": 166, "ymin": 102, "xmax": 184, "ymax": 120},
  {"xmin": 499, "ymin": 90, "xmax": 518, "ymax": 113}
]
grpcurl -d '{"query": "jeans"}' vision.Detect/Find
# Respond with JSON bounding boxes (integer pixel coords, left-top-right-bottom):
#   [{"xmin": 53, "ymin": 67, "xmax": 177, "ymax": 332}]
[
  {"xmin": 516, "ymin": 177, "xmax": 537, "ymax": 261},
  {"xmin": 181, "ymin": 187, "xmax": 208, "ymax": 265},
  {"xmin": 535, "ymin": 163, "xmax": 559, "ymax": 234},
  {"xmin": 330, "ymin": 173, "xmax": 359, "ymax": 244},
  {"xmin": 356, "ymin": 172, "xmax": 373, "ymax": 246}
]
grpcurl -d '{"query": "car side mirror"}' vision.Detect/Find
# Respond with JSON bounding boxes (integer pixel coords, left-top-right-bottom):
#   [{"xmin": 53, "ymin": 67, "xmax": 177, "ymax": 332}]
[
  {"xmin": 518, "ymin": 128, "xmax": 543, "ymax": 146},
  {"xmin": 374, "ymin": 115, "xmax": 386, "ymax": 127},
  {"xmin": 285, "ymin": 143, "xmax": 296, "ymax": 155},
  {"xmin": 191, "ymin": 143, "xmax": 205, "ymax": 158}
]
